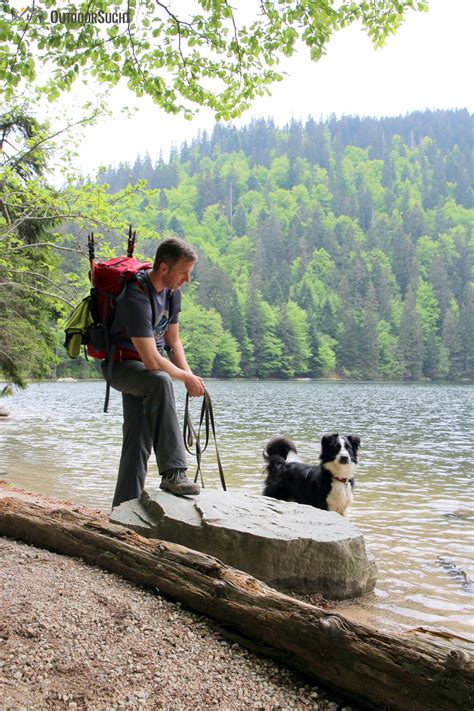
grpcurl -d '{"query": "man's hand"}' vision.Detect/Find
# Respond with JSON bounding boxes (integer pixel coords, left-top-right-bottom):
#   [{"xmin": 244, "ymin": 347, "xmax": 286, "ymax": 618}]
[
  {"xmin": 132, "ymin": 331, "xmax": 204, "ymax": 396},
  {"xmin": 184, "ymin": 372, "xmax": 205, "ymax": 397}
]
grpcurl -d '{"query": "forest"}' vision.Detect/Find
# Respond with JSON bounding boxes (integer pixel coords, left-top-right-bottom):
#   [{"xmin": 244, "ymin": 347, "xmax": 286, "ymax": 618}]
[
  {"xmin": 90, "ymin": 109, "xmax": 474, "ymax": 381},
  {"xmin": 3, "ymin": 109, "xmax": 474, "ymax": 382}
]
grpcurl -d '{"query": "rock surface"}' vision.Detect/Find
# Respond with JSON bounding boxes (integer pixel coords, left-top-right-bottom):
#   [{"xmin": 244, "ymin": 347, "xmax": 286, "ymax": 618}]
[{"xmin": 110, "ymin": 489, "xmax": 377, "ymax": 599}]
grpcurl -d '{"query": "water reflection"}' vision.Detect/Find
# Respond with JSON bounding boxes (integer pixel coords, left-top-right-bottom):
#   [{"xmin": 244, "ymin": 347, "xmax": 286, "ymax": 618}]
[{"xmin": 1, "ymin": 379, "xmax": 473, "ymax": 639}]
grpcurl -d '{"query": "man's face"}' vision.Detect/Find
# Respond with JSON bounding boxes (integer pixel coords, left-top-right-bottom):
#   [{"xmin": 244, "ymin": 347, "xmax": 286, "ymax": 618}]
[{"xmin": 161, "ymin": 258, "xmax": 195, "ymax": 289}]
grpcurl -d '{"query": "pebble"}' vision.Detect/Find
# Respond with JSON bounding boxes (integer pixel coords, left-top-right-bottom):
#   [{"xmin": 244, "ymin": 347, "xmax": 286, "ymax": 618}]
[{"xmin": 1, "ymin": 536, "xmax": 347, "ymax": 711}]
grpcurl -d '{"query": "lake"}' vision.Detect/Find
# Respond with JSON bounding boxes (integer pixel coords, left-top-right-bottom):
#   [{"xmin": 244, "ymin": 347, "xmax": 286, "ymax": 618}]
[{"xmin": 1, "ymin": 379, "xmax": 473, "ymax": 641}]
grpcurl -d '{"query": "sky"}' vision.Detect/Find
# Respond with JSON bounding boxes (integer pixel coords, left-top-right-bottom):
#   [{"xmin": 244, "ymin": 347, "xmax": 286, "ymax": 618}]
[{"xmin": 61, "ymin": 0, "xmax": 473, "ymax": 176}]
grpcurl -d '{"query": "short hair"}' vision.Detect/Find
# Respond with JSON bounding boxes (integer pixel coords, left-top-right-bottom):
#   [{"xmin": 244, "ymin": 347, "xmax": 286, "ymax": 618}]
[{"xmin": 153, "ymin": 237, "xmax": 197, "ymax": 270}]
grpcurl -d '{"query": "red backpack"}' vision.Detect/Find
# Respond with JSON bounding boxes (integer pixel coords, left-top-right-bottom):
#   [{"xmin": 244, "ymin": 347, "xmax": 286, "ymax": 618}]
[
  {"xmin": 64, "ymin": 228, "xmax": 154, "ymax": 411},
  {"xmin": 88, "ymin": 258, "xmax": 152, "ymax": 361}
]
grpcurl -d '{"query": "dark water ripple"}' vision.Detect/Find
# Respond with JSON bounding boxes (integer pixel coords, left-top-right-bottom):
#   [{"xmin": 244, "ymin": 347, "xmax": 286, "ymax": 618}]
[{"xmin": 0, "ymin": 379, "xmax": 473, "ymax": 639}]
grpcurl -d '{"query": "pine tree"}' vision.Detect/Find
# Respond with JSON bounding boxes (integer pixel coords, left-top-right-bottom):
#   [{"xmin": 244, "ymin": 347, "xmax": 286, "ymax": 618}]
[
  {"xmin": 460, "ymin": 285, "xmax": 474, "ymax": 378},
  {"xmin": 277, "ymin": 301, "xmax": 311, "ymax": 377},
  {"xmin": 233, "ymin": 203, "xmax": 247, "ymax": 237},
  {"xmin": 168, "ymin": 216, "xmax": 184, "ymax": 236},
  {"xmin": 442, "ymin": 303, "xmax": 463, "ymax": 379},
  {"xmin": 399, "ymin": 288, "xmax": 424, "ymax": 380},
  {"xmin": 359, "ymin": 285, "xmax": 380, "ymax": 379},
  {"xmin": 195, "ymin": 157, "xmax": 218, "ymax": 218},
  {"xmin": 246, "ymin": 286, "xmax": 283, "ymax": 377}
]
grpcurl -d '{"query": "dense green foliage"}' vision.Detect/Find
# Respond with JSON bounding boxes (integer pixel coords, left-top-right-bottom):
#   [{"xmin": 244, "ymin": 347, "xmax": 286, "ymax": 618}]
[
  {"xmin": 1, "ymin": 0, "xmax": 427, "ymax": 117},
  {"xmin": 0, "ymin": 106, "xmax": 152, "ymax": 386},
  {"xmin": 2, "ymin": 109, "xmax": 472, "ymax": 384},
  {"xmin": 71, "ymin": 109, "xmax": 474, "ymax": 381},
  {"xmin": 0, "ymin": 110, "xmax": 66, "ymax": 386}
]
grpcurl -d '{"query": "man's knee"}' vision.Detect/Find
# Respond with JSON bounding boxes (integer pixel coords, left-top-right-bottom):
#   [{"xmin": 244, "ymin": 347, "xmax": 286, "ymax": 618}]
[
  {"xmin": 144, "ymin": 371, "xmax": 176, "ymax": 412},
  {"xmin": 147, "ymin": 370, "xmax": 173, "ymax": 394}
]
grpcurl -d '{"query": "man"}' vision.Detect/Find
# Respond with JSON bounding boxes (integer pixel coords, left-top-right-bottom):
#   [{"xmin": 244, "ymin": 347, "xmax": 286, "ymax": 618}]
[{"xmin": 105, "ymin": 237, "xmax": 205, "ymax": 508}]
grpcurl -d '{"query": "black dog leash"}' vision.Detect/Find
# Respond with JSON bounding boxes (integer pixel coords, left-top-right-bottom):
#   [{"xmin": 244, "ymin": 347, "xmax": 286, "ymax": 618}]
[{"xmin": 183, "ymin": 389, "xmax": 226, "ymax": 491}]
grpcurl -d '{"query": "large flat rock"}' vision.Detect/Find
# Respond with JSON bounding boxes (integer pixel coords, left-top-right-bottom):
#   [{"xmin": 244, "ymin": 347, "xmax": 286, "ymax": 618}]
[{"xmin": 110, "ymin": 489, "xmax": 377, "ymax": 600}]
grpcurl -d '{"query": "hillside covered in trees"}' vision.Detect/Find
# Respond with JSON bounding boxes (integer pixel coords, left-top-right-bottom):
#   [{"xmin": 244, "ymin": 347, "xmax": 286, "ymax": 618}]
[{"xmin": 71, "ymin": 110, "xmax": 473, "ymax": 381}]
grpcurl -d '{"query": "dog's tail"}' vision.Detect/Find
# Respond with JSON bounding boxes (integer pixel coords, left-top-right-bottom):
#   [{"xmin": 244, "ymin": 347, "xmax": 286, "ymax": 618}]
[{"xmin": 263, "ymin": 436, "xmax": 298, "ymax": 462}]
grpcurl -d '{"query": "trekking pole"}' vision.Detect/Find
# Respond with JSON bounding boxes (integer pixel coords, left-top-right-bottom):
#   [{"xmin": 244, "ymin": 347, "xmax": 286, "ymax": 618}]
[
  {"xmin": 88, "ymin": 233, "xmax": 95, "ymax": 284},
  {"xmin": 127, "ymin": 224, "xmax": 136, "ymax": 258}
]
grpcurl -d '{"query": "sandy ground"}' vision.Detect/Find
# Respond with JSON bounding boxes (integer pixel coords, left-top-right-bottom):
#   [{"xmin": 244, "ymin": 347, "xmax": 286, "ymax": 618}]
[{"xmin": 0, "ymin": 486, "xmax": 352, "ymax": 711}]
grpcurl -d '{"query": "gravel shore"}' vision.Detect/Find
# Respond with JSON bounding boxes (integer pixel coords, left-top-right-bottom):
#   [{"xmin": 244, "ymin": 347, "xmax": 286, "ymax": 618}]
[{"xmin": 0, "ymin": 535, "xmax": 352, "ymax": 711}]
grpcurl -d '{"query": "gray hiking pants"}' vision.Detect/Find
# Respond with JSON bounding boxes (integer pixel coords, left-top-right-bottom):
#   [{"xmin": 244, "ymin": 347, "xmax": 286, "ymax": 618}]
[{"xmin": 105, "ymin": 360, "xmax": 187, "ymax": 508}]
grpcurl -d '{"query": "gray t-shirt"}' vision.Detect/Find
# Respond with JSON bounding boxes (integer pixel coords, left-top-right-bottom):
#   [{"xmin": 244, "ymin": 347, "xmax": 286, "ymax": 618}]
[{"xmin": 112, "ymin": 271, "xmax": 181, "ymax": 355}]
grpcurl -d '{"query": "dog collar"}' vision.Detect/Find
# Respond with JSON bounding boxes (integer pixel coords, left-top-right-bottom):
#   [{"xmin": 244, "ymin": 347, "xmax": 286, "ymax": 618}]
[{"xmin": 332, "ymin": 475, "xmax": 350, "ymax": 484}]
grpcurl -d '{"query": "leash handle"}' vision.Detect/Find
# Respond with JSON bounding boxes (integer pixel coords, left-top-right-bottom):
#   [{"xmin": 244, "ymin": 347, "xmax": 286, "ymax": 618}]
[
  {"xmin": 183, "ymin": 389, "xmax": 226, "ymax": 491},
  {"xmin": 183, "ymin": 394, "xmax": 204, "ymax": 487},
  {"xmin": 207, "ymin": 392, "xmax": 226, "ymax": 491}
]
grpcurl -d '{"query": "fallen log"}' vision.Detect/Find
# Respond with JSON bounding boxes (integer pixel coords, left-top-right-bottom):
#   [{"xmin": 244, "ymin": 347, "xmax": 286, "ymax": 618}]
[{"xmin": 0, "ymin": 496, "xmax": 472, "ymax": 711}]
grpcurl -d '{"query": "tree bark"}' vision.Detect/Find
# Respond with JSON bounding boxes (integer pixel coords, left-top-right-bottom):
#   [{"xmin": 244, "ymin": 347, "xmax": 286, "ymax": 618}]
[{"xmin": 0, "ymin": 496, "xmax": 472, "ymax": 711}]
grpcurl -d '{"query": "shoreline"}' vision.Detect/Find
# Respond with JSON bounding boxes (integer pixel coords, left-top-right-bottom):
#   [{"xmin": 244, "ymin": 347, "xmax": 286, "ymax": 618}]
[
  {"xmin": 0, "ymin": 484, "xmax": 349, "ymax": 711},
  {"xmin": 2, "ymin": 484, "xmax": 472, "ymax": 710},
  {"xmin": 2, "ymin": 376, "xmax": 474, "ymax": 388}
]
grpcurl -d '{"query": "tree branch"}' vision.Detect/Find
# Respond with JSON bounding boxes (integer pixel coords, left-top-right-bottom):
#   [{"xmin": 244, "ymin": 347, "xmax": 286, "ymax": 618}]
[
  {"xmin": 0, "ymin": 198, "xmax": 12, "ymax": 226},
  {"xmin": 7, "ymin": 242, "xmax": 87, "ymax": 257},
  {"xmin": 0, "ymin": 268, "xmax": 76, "ymax": 300},
  {"xmin": 127, "ymin": 0, "xmax": 149, "ymax": 86},
  {"xmin": 13, "ymin": 0, "xmax": 37, "ymax": 65},
  {"xmin": 0, "ymin": 348, "xmax": 16, "ymax": 364},
  {"xmin": 0, "ymin": 281, "xmax": 74, "ymax": 306},
  {"xmin": 224, "ymin": 0, "xmax": 243, "ymax": 80},
  {"xmin": 7, "ymin": 112, "xmax": 103, "ymax": 173},
  {"xmin": 154, "ymin": 0, "xmax": 222, "ymax": 49}
]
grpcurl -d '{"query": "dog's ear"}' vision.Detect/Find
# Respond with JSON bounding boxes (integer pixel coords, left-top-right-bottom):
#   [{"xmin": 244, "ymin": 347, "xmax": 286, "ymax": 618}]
[
  {"xmin": 321, "ymin": 433, "xmax": 338, "ymax": 447},
  {"xmin": 347, "ymin": 435, "xmax": 361, "ymax": 452}
]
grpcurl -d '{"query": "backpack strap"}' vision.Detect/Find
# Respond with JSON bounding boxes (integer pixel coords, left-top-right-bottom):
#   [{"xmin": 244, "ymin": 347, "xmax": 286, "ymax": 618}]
[
  {"xmin": 103, "ymin": 284, "xmax": 128, "ymax": 413},
  {"xmin": 163, "ymin": 289, "xmax": 174, "ymax": 354},
  {"xmin": 136, "ymin": 270, "xmax": 157, "ymax": 330},
  {"xmin": 136, "ymin": 270, "xmax": 175, "ymax": 353},
  {"xmin": 102, "ymin": 281, "xmax": 138, "ymax": 412}
]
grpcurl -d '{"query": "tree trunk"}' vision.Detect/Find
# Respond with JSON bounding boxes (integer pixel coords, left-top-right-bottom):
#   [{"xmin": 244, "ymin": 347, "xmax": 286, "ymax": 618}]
[{"xmin": 0, "ymin": 496, "xmax": 472, "ymax": 711}]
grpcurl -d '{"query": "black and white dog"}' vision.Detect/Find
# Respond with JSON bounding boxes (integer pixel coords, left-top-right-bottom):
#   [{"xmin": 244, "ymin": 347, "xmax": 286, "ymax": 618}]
[{"xmin": 263, "ymin": 434, "xmax": 361, "ymax": 516}]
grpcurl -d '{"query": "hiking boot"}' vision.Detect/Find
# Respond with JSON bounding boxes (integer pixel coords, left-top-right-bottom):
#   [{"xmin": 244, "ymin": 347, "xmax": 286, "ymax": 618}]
[{"xmin": 160, "ymin": 469, "xmax": 200, "ymax": 496}]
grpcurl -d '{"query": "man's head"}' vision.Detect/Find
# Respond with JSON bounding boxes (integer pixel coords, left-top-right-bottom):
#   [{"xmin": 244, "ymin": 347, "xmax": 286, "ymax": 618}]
[{"xmin": 153, "ymin": 237, "xmax": 197, "ymax": 290}]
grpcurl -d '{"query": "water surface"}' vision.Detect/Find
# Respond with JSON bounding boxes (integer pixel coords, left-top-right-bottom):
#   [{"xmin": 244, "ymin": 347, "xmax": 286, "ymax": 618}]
[{"xmin": 1, "ymin": 379, "xmax": 473, "ymax": 640}]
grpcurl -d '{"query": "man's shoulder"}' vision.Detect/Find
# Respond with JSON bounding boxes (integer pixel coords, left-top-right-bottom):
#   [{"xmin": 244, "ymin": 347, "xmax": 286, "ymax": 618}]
[
  {"xmin": 124, "ymin": 278, "xmax": 152, "ymax": 309},
  {"xmin": 169, "ymin": 288, "xmax": 182, "ymax": 306}
]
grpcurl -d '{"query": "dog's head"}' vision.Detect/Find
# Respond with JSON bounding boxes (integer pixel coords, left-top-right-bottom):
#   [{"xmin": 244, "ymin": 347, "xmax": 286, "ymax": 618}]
[{"xmin": 320, "ymin": 434, "xmax": 360, "ymax": 478}]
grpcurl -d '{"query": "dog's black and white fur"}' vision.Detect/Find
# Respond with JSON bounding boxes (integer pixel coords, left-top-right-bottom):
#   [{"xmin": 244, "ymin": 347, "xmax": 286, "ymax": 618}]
[{"xmin": 263, "ymin": 434, "xmax": 361, "ymax": 516}]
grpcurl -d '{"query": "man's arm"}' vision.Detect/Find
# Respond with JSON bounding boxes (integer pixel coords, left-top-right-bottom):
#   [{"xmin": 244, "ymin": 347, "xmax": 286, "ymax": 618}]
[
  {"xmin": 165, "ymin": 323, "xmax": 205, "ymax": 396},
  {"xmin": 131, "ymin": 326, "xmax": 204, "ymax": 396},
  {"xmin": 164, "ymin": 322, "xmax": 192, "ymax": 372}
]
